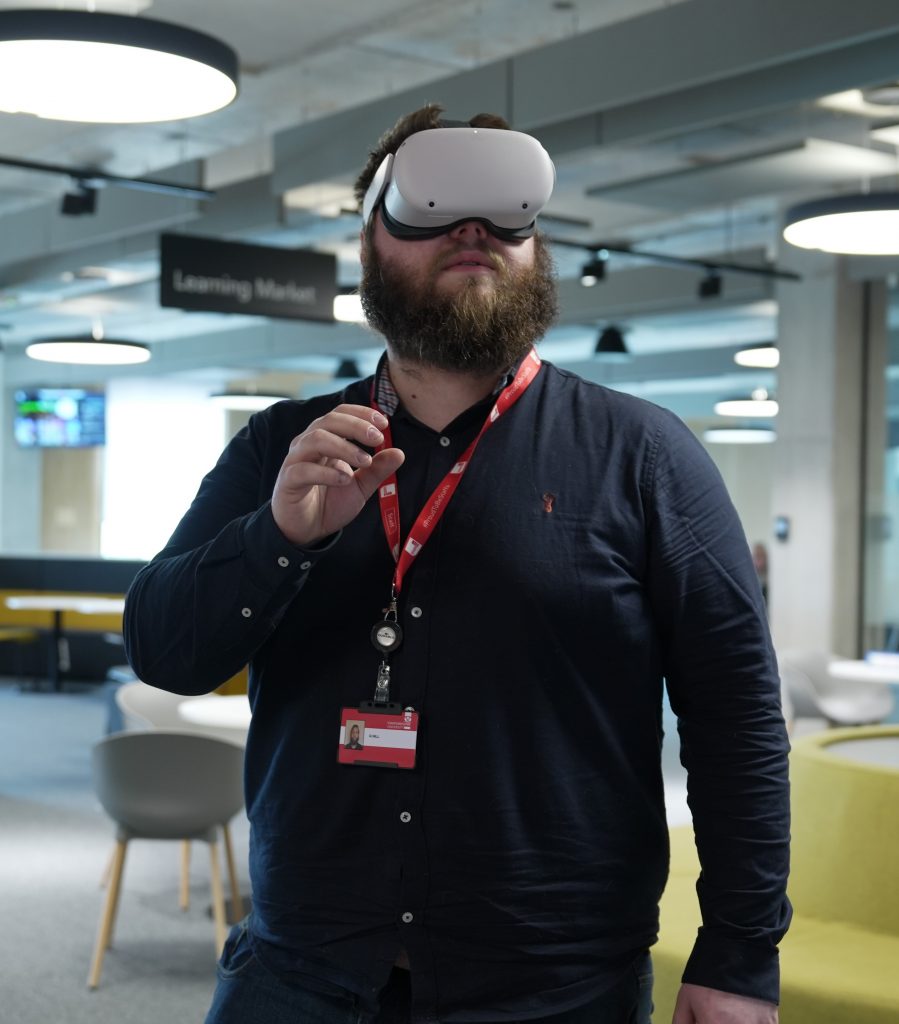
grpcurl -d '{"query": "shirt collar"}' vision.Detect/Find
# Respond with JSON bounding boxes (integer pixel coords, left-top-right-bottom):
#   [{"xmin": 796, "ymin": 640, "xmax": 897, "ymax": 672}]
[{"xmin": 373, "ymin": 350, "xmax": 518, "ymax": 418}]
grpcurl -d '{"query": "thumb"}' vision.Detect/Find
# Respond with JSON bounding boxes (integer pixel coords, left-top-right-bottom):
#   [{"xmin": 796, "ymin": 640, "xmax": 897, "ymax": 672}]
[{"xmin": 352, "ymin": 447, "xmax": 405, "ymax": 501}]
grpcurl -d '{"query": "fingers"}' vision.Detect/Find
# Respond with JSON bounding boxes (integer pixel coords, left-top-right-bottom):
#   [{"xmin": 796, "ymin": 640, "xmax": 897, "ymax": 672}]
[
  {"xmin": 351, "ymin": 448, "xmax": 405, "ymax": 500},
  {"xmin": 289, "ymin": 405, "xmax": 387, "ymax": 451},
  {"xmin": 286, "ymin": 405, "xmax": 388, "ymax": 471},
  {"xmin": 271, "ymin": 406, "xmax": 400, "ymax": 549}
]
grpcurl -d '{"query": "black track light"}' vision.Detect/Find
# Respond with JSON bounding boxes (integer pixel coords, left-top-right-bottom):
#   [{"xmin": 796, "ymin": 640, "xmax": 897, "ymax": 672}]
[
  {"xmin": 335, "ymin": 358, "xmax": 362, "ymax": 379},
  {"xmin": 580, "ymin": 250, "xmax": 609, "ymax": 286},
  {"xmin": 594, "ymin": 325, "xmax": 630, "ymax": 361},
  {"xmin": 698, "ymin": 270, "xmax": 723, "ymax": 299},
  {"xmin": 60, "ymin": 184, "xmax": 97, "ymax": 216}
]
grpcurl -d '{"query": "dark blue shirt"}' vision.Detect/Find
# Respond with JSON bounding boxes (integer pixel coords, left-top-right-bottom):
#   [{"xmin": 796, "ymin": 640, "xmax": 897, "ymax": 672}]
[{"xmin": 124, "ymin": 360, "xmax": 791, "ymax": 1021}]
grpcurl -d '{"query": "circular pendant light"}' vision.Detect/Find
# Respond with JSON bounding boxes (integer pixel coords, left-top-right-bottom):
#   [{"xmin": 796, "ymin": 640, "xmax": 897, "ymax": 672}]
[
  {"xmin": 734, "ymin": 345, "xmax": 779, "ymax": 368},
  {"xmin": 26, "ymin": 336, "xmax": 151, "ymax": 365},
  {"xmin": 783, "ymin": 193, "xmax": 899, "ymax": 255},
  {"xmin": 703, "ymin": 426, "xmax": 776, "ymax": 445},
  {"xmin": 208, "ymin": 390, "xmax": 291, "ymax": 411},
  {"xmin": 0, "ymin": 10, "xmax": 238, "ymax": 123},
  {"xmin": 714, "ymin": 388, "xmax": 778, "ymax": 418}
]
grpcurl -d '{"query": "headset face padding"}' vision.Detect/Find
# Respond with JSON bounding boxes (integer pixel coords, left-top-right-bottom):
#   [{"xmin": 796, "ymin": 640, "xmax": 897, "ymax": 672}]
[{"xmin": 362, "ymin": 127, "xmax": 556, "ymax": 240}]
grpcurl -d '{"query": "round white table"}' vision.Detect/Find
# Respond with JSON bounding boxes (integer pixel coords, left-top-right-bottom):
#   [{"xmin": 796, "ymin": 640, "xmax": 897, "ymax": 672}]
[
  {"xmin": 177, "ymin": 694, "xmax": 252, "ymax": 744},
  {"xmin": 825, "ymin": 735, "xmax": 899, "ymax": 769},
  {"xmin": 827, "ymin": 659, "xmax": 899, "ymax": 685}
]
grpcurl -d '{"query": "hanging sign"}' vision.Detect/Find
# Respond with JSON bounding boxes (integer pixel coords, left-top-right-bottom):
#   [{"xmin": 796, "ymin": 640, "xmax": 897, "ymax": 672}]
[{"xmin": 159, "ymin": 232, "xmax": 337, "ymax": 321}]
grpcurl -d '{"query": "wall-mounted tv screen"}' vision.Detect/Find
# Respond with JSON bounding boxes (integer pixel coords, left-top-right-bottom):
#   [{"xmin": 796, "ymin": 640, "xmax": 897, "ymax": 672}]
[{"xmin": 13, "ymin": 388, "xmax": 106, "ymax": 448}]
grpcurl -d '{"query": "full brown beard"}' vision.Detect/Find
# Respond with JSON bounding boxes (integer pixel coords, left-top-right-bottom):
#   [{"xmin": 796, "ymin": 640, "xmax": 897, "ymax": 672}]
[{"xmin": 359, "ymin": 232, "xmax": 558, "ymax": 375}]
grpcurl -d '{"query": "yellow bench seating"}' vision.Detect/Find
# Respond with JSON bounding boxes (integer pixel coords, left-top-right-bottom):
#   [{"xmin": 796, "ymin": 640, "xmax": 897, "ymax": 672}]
[
  {"xmin": 0, "ymin": 588, "xmax": 124, "ymax": 634},
  {"xmin": 0, "ymin": 588, "xmax": 247, "ymax": 694},
  {"xmin": 653, "ymin": 727, "xmax": 899, "ymax": 1023}
]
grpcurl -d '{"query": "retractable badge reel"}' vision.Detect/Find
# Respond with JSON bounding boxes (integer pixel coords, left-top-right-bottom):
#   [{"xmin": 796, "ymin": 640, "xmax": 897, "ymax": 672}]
[
  {"xmin": 338, "ymin": 590, "xmax": 419, "ymax": 770},
  {"xmin": 338, "ymin": 349, "xmax": 543, "ymax": 771}
]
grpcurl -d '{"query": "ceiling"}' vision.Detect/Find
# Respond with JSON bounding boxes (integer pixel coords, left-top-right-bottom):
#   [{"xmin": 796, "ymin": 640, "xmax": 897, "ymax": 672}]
[{"xmin": 1, "ymin": 0, "xmax": 899, "ymax": 424}]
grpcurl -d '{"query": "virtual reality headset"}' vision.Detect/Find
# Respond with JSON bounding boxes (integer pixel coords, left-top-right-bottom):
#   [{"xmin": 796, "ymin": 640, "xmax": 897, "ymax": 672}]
[{"xmin": 361, "ymin": 126, "xmax": 556, "ymax": 241}]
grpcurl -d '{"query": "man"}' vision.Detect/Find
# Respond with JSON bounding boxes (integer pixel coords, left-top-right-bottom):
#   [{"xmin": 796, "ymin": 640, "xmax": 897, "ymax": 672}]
[
  {"xmin": 345, "ymin": 723, "xmax": 364, "ymax": 750},
  {"xmin": 124, "ymin": 104, "xmax": 790, "ymax": 1024}
]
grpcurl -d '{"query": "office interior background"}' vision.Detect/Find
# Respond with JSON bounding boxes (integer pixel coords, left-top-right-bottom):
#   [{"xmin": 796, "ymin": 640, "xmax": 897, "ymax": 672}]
[
  {"xmin": 1, "ymin": 1, "xmax": 899, "ymax": 1020},
  {"xmin": 3, "ymin": 0, "xmax": 899, "ymax": 660}
]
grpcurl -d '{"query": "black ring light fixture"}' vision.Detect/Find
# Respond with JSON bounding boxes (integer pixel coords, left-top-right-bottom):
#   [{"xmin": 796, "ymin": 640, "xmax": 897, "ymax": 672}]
[
  {"xmin": 0, "ymin": 9, "xmax": 239, "ymax": 123},
  {"xmin": 783, "ymin": 192, "xmax": 899, "ymax": 255},
  {"xmin": 26, "ymin": 335, "xmax": 151, "ymax": 366}
]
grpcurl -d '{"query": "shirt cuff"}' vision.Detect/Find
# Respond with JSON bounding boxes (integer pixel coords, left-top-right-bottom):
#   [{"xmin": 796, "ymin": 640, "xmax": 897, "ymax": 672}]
[
  {"xmin": 682, "ymin": 929, "xmax": 780, "ymax": 1005},
  {"xmin": 240, "ymin": 503, "xmax": 342, "ymax": 583}
]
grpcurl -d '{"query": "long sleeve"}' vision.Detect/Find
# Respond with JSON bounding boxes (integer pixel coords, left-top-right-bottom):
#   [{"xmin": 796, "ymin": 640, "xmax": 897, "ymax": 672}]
[
  {"xmin": 643, "ymin": 413, "xmax": 792, "ymax": 1003},
  {"xmin": 123, "ymin": 404, "xmax": 338, "ymax": 694}
]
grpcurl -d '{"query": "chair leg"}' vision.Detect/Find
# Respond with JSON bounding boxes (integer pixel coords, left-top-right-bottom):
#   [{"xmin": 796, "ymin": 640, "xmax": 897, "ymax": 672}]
[
  {"xmin": 222, "ymin": 823, "xmax": 244, "ymax": 921},
  {"xmin": 99, "ymin": 848, "xmax": 114, "ymax": 889},
  {"xmin": 87, "ymin": 839, "xmax": 127, "ymax": 990},
  {"xmin": 180, "ymin": 840, "xmax": 191, "ymax": 911},
  {"xmin": 208, "ymin": 840, "xmax": 228, "ymax": 957}
]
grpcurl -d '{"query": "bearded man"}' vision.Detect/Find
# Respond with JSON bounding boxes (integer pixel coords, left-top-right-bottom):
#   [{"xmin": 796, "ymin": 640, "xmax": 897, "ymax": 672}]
[{"xmin": 124, "ymin": 105, "xmax": 790, "ymax": 1024}]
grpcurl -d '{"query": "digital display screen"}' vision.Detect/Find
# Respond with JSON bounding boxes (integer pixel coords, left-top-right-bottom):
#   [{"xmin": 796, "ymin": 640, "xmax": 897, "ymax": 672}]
[{"xmin": 13, "ymin": 388, "xmax": 106, "ymax": 448}]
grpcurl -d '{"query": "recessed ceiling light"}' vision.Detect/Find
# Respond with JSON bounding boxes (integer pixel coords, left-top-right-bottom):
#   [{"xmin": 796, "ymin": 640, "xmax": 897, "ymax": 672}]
[{"xmin": 333, "ymin": 294, "xmax": 365, "ymax": 324}]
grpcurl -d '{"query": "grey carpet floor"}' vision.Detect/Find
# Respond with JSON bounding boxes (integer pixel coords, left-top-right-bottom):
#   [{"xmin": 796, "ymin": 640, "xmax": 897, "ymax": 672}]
[
  {"xmin": 0, "ymin": 679, "xmax": 698, "ymax": 1023},
  {"xmin": 0, "ymin": 683, "xmax": 250, "ymax": 1024}
]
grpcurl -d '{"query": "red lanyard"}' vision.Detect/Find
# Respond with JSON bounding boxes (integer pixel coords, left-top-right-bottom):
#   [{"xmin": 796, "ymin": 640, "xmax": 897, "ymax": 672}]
[{"xmin": 372, "ymin": 348, "xmax": 542, "ymax": 596}]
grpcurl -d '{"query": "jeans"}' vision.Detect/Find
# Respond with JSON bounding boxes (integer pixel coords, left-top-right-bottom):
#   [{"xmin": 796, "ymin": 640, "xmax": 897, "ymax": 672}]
[{"xmin": 205, "ymin": 918, "xmax": 654, "ymax": 1024}]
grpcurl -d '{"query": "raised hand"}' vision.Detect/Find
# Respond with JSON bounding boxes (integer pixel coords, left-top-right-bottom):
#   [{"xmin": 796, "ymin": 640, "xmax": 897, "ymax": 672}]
[{"xmin": 271, "ymin": 404, "xmax": 404, "ymax": 548}]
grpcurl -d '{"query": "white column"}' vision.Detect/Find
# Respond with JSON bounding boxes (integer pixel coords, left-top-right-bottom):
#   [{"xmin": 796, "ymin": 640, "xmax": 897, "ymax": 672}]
[{"xmin": 770, "ymin": 246, "xmax": 885, "ymax": 657}]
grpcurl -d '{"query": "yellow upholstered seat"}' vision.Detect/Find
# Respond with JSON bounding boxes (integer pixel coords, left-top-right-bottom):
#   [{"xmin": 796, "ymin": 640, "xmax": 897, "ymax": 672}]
[{"xmin": 653, "ymin": 726, "xmax": 899, "ymax": 1023}]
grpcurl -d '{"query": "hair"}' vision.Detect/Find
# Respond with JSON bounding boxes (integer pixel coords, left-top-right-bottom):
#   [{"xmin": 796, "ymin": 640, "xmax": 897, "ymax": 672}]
[{"xmin": 353, "ymin": 103, "xmax": 511, "ymax": 210}]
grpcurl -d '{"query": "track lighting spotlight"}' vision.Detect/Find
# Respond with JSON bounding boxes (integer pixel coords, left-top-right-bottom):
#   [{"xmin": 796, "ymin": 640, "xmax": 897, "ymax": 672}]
[
  {"xmin": 698, "ymin": 270, "xmax": 722, "ymax": 299},
  {"xmin": 580, "ymin": 250, "xmax": 609, "ymax": 287},
  {"xmin": 60, "ymin": 184, "xmax": 97, "ymax": 216}
]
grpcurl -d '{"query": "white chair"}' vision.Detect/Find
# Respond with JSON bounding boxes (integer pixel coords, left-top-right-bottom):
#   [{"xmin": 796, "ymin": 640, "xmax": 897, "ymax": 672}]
[
  {"xmin": 116, "ymin": 679, "xmax": 247, "ymax": 743},
  {"xmin": 111, "ymin": 680, "xmax": 245, "ymax": 918},
  {"xmin": 778, "ymin": 649, "xmax": 895, "ymax": 727},
  {"xmin": 114, "ymin": 678, "xmax": 190, "ymax": 730},
  {"xmin": 88, "ymin": 731, "xmax": 246, "ymax": 988}
]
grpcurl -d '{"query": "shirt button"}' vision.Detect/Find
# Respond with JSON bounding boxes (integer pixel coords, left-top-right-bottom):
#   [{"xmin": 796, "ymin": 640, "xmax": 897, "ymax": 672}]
[
  {"xmin": 277, "ymin": 556, "xmax": 290, "ymax": 568},
  {"xmin": 401, "ymin": 911, "xmax": 414, "ymax": 923},
  {"xmin": 241, "ymin": 607, "xmax": 252, "ymax": 618},
  {"xmin": 300, "ymin": 560, "xmax": 312, "ymax": 571},
  {"xmin": 400, "ymin": 811, "xmax": 412, "ymax": 823},
  {"xmin": 410, "ymin": 607, "xmax": 423, "ymax": 618},
  {"xmin": 439, "ymin": 436, "xmax": 450, "ymax": 447}
]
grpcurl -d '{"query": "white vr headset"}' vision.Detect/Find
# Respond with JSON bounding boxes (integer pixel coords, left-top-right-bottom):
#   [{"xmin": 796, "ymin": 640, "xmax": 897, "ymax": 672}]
[{"xmin": 361, "ymin": 126, "xmax": 556, "ymax": 241}]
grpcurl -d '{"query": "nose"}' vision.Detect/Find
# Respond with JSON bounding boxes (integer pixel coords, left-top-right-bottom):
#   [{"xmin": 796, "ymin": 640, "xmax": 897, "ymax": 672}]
[{"xmin": 447, "ymin": 219, "xmax": 489, "ymax": 241}]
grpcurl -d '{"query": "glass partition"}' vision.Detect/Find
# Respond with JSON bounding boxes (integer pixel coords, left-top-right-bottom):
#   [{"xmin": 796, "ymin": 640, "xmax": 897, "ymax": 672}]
[{"xmin": 861, "ymin": 285, "xmax": 899, "ymax": 652}]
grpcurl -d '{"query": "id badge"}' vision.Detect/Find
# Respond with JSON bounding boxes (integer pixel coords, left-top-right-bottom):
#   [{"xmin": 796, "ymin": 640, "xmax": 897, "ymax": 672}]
[{"xmin": 338, "ymin": 704, "xmax": 419, "ymax": 769}]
